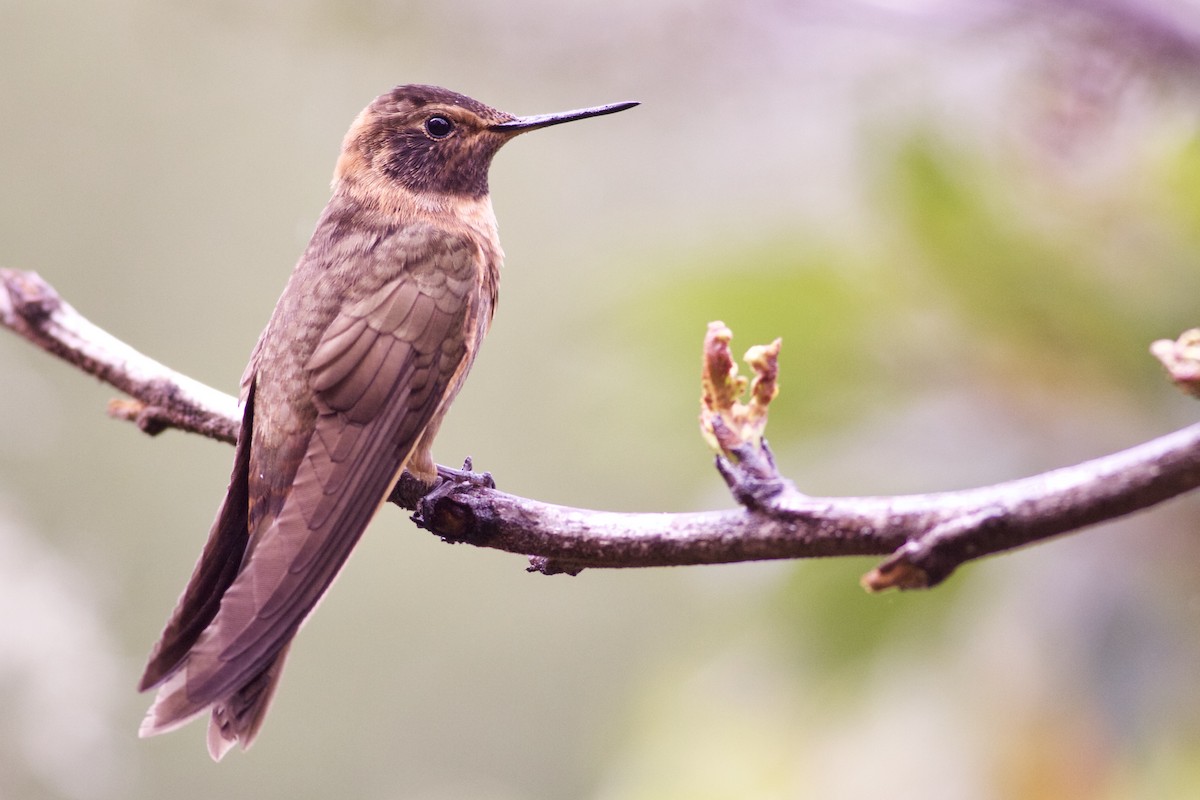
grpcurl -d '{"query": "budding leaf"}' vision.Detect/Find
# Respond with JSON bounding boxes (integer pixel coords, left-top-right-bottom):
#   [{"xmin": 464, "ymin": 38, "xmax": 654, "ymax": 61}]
[
  {"xmin": 699, "ymin": 321, "xmax": 782, "ymax": 461},
  {"xmin": 1151, "ymin": 328, "xmax": 1200, "ymax": 399}
]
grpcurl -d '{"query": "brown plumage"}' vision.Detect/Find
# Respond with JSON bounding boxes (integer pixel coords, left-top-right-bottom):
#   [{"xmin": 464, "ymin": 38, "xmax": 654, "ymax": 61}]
[{"xmin": 137, "ymin": 84, "xmax": 636, "ymax": 760}]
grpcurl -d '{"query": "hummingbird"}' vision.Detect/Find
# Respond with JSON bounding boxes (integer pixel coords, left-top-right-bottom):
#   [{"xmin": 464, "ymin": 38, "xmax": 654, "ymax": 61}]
[{"xmin": 137, "ymin": 84, "xmax": 637, "ymax": 760}]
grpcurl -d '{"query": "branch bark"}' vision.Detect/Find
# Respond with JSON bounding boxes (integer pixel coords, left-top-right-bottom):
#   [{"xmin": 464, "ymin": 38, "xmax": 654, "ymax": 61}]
[{"xmin": 4, "ymin": 268, "xmax": 1199, "ymax": 590}]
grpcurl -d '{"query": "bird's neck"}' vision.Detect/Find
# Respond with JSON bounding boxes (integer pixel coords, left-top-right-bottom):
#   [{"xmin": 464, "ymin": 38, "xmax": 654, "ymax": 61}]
[{"xmin": 334, "ymin": 170, "xmax": 498, "ymax": 241}]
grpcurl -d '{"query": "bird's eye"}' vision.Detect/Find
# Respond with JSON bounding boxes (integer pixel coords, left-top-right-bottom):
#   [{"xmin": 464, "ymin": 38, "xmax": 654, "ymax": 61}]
[{"xmin": 424, "ymin": 116, "xmax": 454, "ymax": 139}]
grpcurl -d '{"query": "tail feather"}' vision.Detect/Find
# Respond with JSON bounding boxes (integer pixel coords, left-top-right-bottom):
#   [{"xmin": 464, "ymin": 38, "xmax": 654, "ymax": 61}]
[
  {"xmin": 207, "ymin": 642, "xmax": 292, "ymax": 760},
  {"xmin": 138, "ymin": 668, "xmax": 207, "ymax": 738},
  {"xmin": 139, "ymin": 642, "xmax": 292, "ymax": 761}
]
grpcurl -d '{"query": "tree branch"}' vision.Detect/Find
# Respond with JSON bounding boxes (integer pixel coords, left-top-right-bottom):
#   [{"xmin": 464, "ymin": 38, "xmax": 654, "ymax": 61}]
[
  {"xmin": 1, "ymin": 269, "xmax": 239, "ymax": 442},
  {"xmin": 4, "ymin": 268, "xmax": 1199, "ymax": 590}
]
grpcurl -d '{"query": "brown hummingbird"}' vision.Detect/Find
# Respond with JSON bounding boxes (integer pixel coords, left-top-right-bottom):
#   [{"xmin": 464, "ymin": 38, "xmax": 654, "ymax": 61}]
[{"xmin": 136, "ymin": 84, "xmax": 637, "ymax": 760}]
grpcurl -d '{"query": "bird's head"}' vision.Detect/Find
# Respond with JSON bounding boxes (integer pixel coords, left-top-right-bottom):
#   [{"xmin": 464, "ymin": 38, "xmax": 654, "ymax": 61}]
[{"xmin": 334, "ymin": 84, "xmax": 637, "ymax": 201}]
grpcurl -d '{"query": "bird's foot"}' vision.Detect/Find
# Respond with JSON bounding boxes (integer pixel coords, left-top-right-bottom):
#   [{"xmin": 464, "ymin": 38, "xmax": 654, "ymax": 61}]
[
  {"xmin": 435, "ymin": 456, "xmax": 496, "ymax": 491},
  {"xmin": 389, "ymin": 457, "xmax": 495, "ymax": 511},
  {"xmin": 410, "ymin": 457, "xmax": 495, "ymax": 542}
]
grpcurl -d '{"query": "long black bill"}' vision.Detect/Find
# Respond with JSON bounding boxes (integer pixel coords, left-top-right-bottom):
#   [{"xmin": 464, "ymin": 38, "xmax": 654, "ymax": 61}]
[{"xmin": 491, "ymin": 100, "xmax": 639, "ymax": 133}]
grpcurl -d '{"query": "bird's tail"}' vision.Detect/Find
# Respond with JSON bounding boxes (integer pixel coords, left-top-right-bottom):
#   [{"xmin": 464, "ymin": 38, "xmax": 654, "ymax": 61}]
[{"xmin": 139, "ymin": 641, "xmax": 293, "ymax": 761}]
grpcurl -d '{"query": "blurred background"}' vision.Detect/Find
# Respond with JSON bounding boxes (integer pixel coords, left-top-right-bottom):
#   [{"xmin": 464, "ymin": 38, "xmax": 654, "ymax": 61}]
[{"xmin": 2, "ymin": 0, "xmax": 1200, "ymax": 797}]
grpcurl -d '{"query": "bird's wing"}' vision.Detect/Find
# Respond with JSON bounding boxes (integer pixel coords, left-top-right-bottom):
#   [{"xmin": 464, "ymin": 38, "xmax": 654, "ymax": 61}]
[{"xmin": 140, "ymin": 230, "xmax": 484, "ymax": 743}]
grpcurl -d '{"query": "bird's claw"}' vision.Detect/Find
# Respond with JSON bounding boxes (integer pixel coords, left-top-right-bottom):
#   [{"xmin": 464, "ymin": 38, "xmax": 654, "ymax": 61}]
[
  {"xmin": 412, "ymin": 457, "xmax": 495, "ymax": 540},
  {"xmin": 435, "ymin": 456, "xmax": 496, "ymax": 490}
]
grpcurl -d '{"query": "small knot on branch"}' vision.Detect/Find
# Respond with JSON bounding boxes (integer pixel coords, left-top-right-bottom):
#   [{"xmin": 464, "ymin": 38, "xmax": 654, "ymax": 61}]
[
  {"xmin": 107, "ymin": 398, "xmax": 170, "ymax": 436},
  {"xmin": 861, "ymin": 558, "xmax": 930, "ymax": 592},
  {"xmin": 861, "ymin": 506, "xmax": 1008, "ymax": 592},
  {"xmin": 1, "ymin": 269, "xmax": 63, "ymax": 331},
  {"xmin": 1, "ymin": 272, "xmax": 61, "ymax": 326},
  {"xmin": 526, "ymin": 556, "xmax": 585, "ymax": 576}
]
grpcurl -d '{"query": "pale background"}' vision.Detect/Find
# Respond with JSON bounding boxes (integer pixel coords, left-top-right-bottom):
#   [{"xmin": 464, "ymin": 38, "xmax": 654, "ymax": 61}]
[{"xmin": 3, "ymin": 1, "xmax": 1200, "ymax": 798}]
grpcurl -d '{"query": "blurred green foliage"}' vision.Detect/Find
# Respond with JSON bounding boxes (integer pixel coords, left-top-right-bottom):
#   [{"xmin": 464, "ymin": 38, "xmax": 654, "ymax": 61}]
[
  {"xmin": 892, "ymin": 135, "xmax": 1195, "ymax": 387},
  {"xmin": 622, "ymin": 237, "xmax": 882, "ymax": 440}
]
